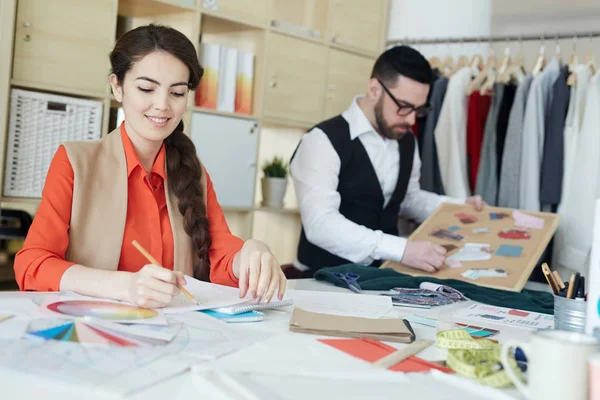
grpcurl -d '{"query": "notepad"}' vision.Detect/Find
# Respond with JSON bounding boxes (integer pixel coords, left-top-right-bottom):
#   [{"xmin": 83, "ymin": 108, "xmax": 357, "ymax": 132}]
[
  {"xmin": 200, "ymin": 309, "xmax": 264, "ymax": 323},
  {"xmin": 212, "ymin": 298, "xmax": 294, "ymax": 315},
  {"xmin": 289, "ymin": 308, "xmax": 415, "ymax": 343}
]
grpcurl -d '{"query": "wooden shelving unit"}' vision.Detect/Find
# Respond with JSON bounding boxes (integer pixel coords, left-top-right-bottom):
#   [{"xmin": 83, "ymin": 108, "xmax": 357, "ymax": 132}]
[{"xmin": 0, "ymin": 0, "xmax": 390, "ymax": 267}]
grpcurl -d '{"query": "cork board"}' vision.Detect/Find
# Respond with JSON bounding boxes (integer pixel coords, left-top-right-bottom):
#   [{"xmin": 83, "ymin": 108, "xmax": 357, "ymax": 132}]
[{"xmin": 381, "ymin": 203, "xmax": 560, "ymax": 292}]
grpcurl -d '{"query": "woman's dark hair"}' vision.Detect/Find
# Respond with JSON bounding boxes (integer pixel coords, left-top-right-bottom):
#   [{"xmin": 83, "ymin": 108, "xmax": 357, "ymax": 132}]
[{"xmin": 109, "ymin": 24, "xmax": 212, "ymax": 281}]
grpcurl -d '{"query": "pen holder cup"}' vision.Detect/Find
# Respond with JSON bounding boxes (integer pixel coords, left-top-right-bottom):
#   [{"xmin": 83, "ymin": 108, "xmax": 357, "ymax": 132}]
[{"xmin": 553, "ymin": 294, "xmax": 586, "ymax": 332}]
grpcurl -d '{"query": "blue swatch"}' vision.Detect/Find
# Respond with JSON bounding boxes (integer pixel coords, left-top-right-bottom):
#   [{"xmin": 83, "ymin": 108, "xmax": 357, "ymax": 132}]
[
  {"xmin": 495, "ymin": 244, "xmax": 523, "ymax": 257},
  {"xmin": 448, "ymin": 225, "xmax": 460, "ymax": 231},
  {"xmin": 490, "ymin": 213, "xmax": 503, "ymax": 220},
  {"xmin": 28, "ymin": 322, "xmax": 73, "ymax": 339}
]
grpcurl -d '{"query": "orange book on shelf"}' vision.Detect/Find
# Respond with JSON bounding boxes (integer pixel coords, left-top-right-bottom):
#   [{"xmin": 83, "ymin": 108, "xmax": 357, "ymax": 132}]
[
  {"xmin": 235, "ymin": 50, "xmax": 254, "ymax": 115},
  {"xmin": 195, "ymin": 43, "xmax": 220, "ymax": 109}
]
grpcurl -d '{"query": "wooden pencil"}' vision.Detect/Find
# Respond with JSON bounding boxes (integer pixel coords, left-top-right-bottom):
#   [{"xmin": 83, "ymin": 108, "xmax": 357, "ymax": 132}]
[
  {"xmin": 541, "ymin": 263, "xmax": 559, "ymax": 295},
  {"xmin": 566, "ymin": 273, "xmax": 576, "ymax": 299},
  {"xmin": 131, "ymin": 240, "xmax": 198, "ymax": 304},
  {"xmin": 552, "ymin": 271, "xmax": 566, "ymax": 290}
]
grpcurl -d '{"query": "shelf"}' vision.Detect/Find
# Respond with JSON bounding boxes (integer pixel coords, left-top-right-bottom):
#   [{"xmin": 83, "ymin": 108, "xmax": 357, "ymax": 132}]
[
  {"xmin": 268, "ymin": 25, "xmax": 325, "ymax": 46},
  {"xmin": 329, "ymin": 42, "xmax": 379, "ymax": 60},
  {"xmin": 222, "ymin": 206, "xmax": 254, "ymax": 213},
  {"xmin": 10, "ymin": 80, "xmax": 107, "ymax": 100},
  {"xmin": 262, "ymin": 117, "xmax": 314, "ymax": 130},
  {"xmin": 200, "ymin": 9, "xmax": 267, "ymax": 30},
  {"xmin": 1, "ymin": 197, "xmax": 41, "ymax": 217},
  {"xmin": 222, "ymin": 206, "xmax": 300, "ymax": 215},
  {"xmin": 189, "ymin": 107, "xmax": 259, "ymax": 121},
  {"xmin": 254, "ymin": 206, "xmax": 300, "ymax": 215},
  {"xmin": 118, "ymin": 0, "xmax": 197, "ymax": 18}
]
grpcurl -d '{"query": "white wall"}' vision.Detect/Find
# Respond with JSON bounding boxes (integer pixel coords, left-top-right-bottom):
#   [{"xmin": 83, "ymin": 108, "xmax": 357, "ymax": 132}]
[
  {"xmin": 387, "ymin": 0, "xmax": 600, "ymax": 71},
  {"xmin": 387, "ymin": 0, "xmax": 492, "ymax": 60},
  {"xmin": 491, "ymin": 0, "xmax": 600, "ymax": 70}
]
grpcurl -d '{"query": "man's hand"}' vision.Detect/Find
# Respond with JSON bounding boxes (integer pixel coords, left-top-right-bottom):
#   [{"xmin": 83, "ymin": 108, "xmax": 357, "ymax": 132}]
[
  {"xmin": 401, "ymin": 241, "xmax": 447, "ymax": 273},
  {"xmin": 466, "ymin": 195, "xmax": 486, "ymax": 211}
]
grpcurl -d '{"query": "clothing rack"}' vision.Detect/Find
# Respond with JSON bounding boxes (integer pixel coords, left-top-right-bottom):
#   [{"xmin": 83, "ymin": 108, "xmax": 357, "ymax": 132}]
[{"xmin": 387, "ymin": 30, "xmax": 600, "ymax": 46}]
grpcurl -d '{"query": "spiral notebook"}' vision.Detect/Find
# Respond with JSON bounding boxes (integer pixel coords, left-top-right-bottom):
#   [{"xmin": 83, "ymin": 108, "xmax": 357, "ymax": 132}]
[
  {"xmin": 200, "ymin": 309, "xmax": 265, "ymax": 323},
  {"xmin": 211, "ymin": 298, "xmax": 294, "ymax": 315}
]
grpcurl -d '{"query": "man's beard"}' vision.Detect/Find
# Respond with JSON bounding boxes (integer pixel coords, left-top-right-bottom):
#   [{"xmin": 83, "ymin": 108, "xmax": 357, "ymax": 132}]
[{"xmin": 374, "ymin": 98, "xmax": 410, "ymax": 140}]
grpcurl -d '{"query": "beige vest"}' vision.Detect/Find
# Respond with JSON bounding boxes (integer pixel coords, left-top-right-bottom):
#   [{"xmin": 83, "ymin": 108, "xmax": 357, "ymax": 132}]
[{"xmin": 62, "ymin": 128, "xmax": 206, "ymax": 276}]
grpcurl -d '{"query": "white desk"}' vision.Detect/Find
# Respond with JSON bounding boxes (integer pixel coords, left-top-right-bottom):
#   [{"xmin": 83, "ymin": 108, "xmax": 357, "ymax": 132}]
[{"xmin": 1, "ymin": 280, "xmax": 534, "ymax": 400}]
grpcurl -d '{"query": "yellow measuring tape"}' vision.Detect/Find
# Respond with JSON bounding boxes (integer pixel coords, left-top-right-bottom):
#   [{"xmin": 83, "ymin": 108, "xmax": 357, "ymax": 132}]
[{"xmin": 436, "ymin": 330, "xmax": 523, "ymax": 388}]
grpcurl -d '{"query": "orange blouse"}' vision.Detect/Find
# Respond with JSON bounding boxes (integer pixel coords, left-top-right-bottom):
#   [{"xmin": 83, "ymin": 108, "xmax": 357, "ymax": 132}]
[{"xmin": 14, "ymin": 125, "xmax": 243, "ymax": 291}]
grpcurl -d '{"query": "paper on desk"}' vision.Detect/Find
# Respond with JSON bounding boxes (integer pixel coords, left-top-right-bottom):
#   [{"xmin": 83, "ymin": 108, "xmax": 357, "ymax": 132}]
[
  {"xmin": 161, "ymin": 276, "xmax": 252, "ymax": 314},
  {"xmin": 452, "ymin": 304, "xmax": 554, "ymax": 330},
  {"xmin": 205, "ymin": 333, "xmax": 409, "ymax": 381},
  {"xmin": 193, "ymin": 366, "xmax": 510, "ymax": 400},
  {"xmin": 286, "ymin": 289, "xmax": 393, "ymax": 318},
  {"xmin": 0, "ymin": 298, "xmax": 40, "ymax": 317},
  {"xmin": 0, "ymin": 316, "xmax": 30, "ymax": 340}
]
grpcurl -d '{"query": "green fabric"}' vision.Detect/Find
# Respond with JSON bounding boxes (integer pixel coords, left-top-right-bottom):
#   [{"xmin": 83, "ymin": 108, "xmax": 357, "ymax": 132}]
[{"xmin": 314, "ymin": 264, "xmax": 554, "ymax": 315}]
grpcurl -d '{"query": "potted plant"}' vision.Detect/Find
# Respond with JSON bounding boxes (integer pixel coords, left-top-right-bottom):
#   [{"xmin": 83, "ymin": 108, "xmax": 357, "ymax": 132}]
[{"xmin": 261, "ymin": 156, "xmax": 289, "ymax": 208}]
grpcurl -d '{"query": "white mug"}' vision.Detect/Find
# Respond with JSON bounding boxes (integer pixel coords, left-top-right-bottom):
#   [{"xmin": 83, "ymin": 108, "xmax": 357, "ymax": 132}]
[
  {"xmin": 591, "ymin": 353, "xmax": 600, "ymax": 400},
  {"xmin": 500, "ymin": 330, "xmax": 600, "ymax": 400}
]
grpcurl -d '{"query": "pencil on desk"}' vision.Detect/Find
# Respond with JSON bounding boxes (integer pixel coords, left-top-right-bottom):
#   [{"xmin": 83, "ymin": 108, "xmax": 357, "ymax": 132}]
[
  {"xmin": 566, "ymin": 273, "xmax": 576, "ymax": 299},
  {"xmin": 131, "ymin": 240, "xmax": 198, "ymax": 304}
]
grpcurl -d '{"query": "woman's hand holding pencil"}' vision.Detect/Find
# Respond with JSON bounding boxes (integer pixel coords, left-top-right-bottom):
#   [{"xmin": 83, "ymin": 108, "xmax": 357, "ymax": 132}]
[{"xmin": 129, "ymin": 240, "xmax": 193, "ymax": 308}]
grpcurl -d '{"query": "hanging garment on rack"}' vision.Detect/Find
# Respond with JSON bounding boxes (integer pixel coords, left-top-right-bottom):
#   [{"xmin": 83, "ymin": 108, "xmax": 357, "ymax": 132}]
[
  {"xmin": 518, "ymin": 58, "xmax": 560, "ymax": 212},
  {"xmin": 420, "ymin": 76, "xmax": 448, "ymax": 195},
  {"xmin": 434, "ymin": 66, "xmax": 478, "ymax": 198},
  {"xmin": 539, "ymin": 65, "xmax": 571, "ymax": 207},
  {"xmin": 466, "ymin": 92, "xmax": 491, "ymax": 193},
  {"xmin": 561, "ymin": 64, "xmax": 592, "ymax": 203},
  {"xmin": 475, "ymin": 84, "xmax": 504, "ymax": 206},
  {"xmin": 553, "ymin": 72, "xmax": 600, "ymax": 276},
  {"xmin": 495, "ymin": 83, "xmax": 517, "ymax": 177},
  {"xmin": 415, "ymin": 69, "xmax": 441, "ymax": 154},
  {"xmin": 497, "ymin": 75, "xmax": 533, "ymax": 209}
]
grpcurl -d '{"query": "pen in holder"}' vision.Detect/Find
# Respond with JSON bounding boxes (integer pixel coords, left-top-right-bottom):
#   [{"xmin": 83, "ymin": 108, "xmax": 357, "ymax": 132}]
[{"xmin": 554, "ymin": 294, "xmax": 586, "ymax": 332}]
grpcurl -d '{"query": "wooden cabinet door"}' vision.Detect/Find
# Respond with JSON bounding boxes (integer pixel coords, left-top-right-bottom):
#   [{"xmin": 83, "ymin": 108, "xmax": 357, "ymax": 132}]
[
  {"xmin": 201, "ymin": 0, "xmax": 269, "ymax": 26},
  {"xmin": 263, "ymin": 33, "xmax": 327, "ymax": 125},
  {"xmin": 190, "ymin": 113, "xmax": 259, "ymax": 208},
  {"xmin": 329, "ymin": 0, "xmax": 384, "ymax": 54},
  {"xmin": 325, "ymin": 49, "xmax": 374, "ymax": 118},
  {"xmin": 13, "ymin": 0, "xmax": 115, "ymax": 95}
]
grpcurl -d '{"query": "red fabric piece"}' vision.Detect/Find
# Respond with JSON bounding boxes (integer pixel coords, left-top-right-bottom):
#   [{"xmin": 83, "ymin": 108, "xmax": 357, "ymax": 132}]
[
  {"xmin": 466, "ymin": 92, "xmax": 491, "ymax": 192},
  {"xmin": 318, "ymin": 338, "xmax": 453, "ymax": 373}
]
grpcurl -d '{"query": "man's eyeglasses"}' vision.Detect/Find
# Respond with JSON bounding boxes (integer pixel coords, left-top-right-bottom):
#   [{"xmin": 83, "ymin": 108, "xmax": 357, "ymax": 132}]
[{"xmin": 377, "ymin": 79, "xmax": 431, "ymax": 118}]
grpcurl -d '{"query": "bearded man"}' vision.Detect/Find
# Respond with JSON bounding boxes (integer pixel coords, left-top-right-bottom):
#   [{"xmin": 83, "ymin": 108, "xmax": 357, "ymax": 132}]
[{"xmin": 287, "ymin": 46, "xmax": 485, "ymax": 277}]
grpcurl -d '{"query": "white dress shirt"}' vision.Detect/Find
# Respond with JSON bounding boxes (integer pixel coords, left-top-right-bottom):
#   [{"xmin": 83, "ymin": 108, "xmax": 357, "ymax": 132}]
[
  {"xmin": 554, "ymin": 71, "xmax": 600, "ymax": 276},
  {"xmin": 290, "ymin": 97, "xmax": 463, "ymax": 268},
  {"xmin": 434, "ymin": 66, "xmax": 478, "ymax": 198}
]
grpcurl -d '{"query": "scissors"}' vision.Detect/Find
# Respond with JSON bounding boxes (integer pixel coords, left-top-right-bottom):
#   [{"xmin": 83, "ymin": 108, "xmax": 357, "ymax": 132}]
[{"xmin": 333, "ymin": 272, "xmax": 361, "ymax": 293}]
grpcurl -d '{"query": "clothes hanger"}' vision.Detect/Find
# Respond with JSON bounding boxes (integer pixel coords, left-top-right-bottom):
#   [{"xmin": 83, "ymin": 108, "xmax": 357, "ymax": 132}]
[
  {"xmin": 451, "ymin": 40, "xmax": 469, "ymax": 74},
  {"xmin": 554, "ymin": 33, "xmax": 563, "ymax": 65},
  {"xmin": 442, "ymin": 40, "xmax": 455, "ymax": 77},
  {"xmin": 469, "ymin": 39, "xmax": 484, "ymax": 71},
  {"xmin": 567, "ymin": 36, "xmax": 579, "ymax": 86},
  {"xmin": 429, "ymin": 55, "xmax": 442, "ymax": 70},
  {"xmin": 532, "ymin": 35, "xmax": 547, "ymax": 76},
  {"xmin": 466, "ymin": 39, "xmax": 495, "ymax": 95},
  {"xmin": 496, "ymin": 42, "xmax": 513, "ymax": 83},
  {"xmin": 584, "ymin": 32, "xmax": 597, "ymax": 75}
]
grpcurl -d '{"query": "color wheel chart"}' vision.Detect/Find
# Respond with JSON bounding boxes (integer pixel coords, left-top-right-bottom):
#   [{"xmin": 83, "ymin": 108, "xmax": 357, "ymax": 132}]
[
  {"xmin": 28, "ymin": 320, "xmax": 142, "ymax": 347},
  {"xmin": 46, "ymin": 300, "xmax": 158, "ymax": 320}
]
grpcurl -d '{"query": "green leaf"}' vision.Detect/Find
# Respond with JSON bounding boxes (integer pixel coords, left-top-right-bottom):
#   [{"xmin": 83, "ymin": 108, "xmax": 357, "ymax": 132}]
[{"xmin": 262, "ymin": 156, "xmax": 289, "ymax": 178}]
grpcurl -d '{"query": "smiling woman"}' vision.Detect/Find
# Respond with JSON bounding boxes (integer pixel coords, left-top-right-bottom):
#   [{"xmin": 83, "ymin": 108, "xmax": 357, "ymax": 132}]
[{"xmin": 13, "ymin": 24, "xmax": 286, "ymax": 308}]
